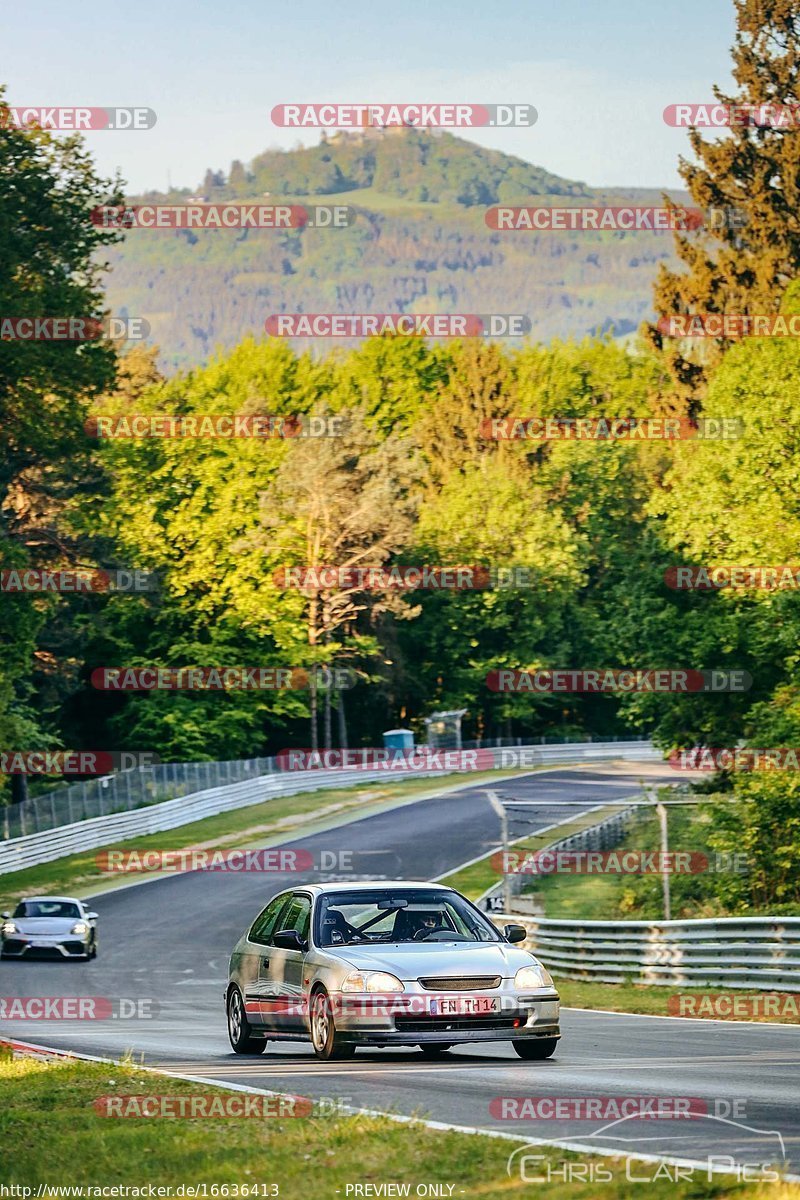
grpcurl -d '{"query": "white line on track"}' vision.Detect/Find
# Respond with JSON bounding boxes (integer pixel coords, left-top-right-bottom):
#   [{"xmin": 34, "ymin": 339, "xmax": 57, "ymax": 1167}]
[
  {"xmin": 154, "ymin": 1053, "xmax": 800, "ymax": 1077},
  {"xmin": 5, "ymin": 1034, "xmax": 799, "ymax": 1183},
  {"xmin": 563, "ymin": 1005, "xmax": 800, "ymax": 1029}
]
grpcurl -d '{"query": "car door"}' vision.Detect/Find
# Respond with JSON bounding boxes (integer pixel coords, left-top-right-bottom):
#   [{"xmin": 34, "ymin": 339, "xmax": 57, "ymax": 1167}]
[
  {"xmin": 240, "ymin": 892, "xmax": 293, "ymax": 1030},
  {"xmin": 268, "ymin": 892, "xmax": 312, "ymax": 1032}
]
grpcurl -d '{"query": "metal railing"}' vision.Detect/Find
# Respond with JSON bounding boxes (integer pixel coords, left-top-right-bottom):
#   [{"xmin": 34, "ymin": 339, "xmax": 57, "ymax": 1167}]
[
  {"xmin": 1, "ymin": 737, "xmax": 655, "ymax": 840},
  {"xmin": 1, "ymin": 757, "xmax": 279, "ymax": 840},
  {"xmin": 480, "ymin": 803, "xmax": 642, "ymax": 909},
  {"xmin": 497, "ymin": 913, "xmax": 800, "ymax": 990},
  {"xmin": 0, "ymin": 739, "xmax": 659, "ymax": 876},
  {"xmin": 483, "ymin": 803, "xmax": 800, "ymax": 991}
]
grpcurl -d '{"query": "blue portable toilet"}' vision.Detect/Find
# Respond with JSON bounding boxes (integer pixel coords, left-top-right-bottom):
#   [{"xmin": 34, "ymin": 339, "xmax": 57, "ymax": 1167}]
[{"xmin": 382, "ymin": 728, "xmax": 414, "ymax": 751}]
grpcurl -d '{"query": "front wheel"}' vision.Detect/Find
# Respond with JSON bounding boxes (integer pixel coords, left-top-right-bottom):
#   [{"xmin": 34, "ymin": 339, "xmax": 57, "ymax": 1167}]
[
  {"xmin": 227, "ymin": 987, "xmax": 267, "ymax": 1055},
  {"xmin": 512, "ymin": 1037, "xmax": 558, "ymax": 1060},
  {"xmin": 310, "ymin": 991, "xmax": 356, "ymax": 1060}
]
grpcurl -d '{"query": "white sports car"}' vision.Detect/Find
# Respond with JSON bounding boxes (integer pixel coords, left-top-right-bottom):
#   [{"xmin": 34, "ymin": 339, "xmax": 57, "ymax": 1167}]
[{"xmin": 1, "ymin": 895, "xmax": 98, "ymax": 960}]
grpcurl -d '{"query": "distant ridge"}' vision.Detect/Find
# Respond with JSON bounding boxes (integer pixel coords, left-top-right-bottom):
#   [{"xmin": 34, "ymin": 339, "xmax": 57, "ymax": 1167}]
[
  {"xmin": 134, "ymin": 128, "xmax": 590, "ymax": 207},
  {"xmin": 113, "ymin": 130, "xmax": 685, "ymax": 371}
]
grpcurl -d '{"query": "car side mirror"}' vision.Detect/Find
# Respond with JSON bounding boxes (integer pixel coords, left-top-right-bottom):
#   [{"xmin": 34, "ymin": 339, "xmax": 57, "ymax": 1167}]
[
  {"xmin": 273, "ymin": 928, "xmax": 306, "ymax": 952},
  {"xmin": 0, "ymin": 913, "xmax": 8, "ymax": 920},
  {"xmin": 86, "ymin": 912, "xmax": 99, "ymax": 920},
  {"xmin": 504, "ymin": 923, "xmax": 527, "ymax": 944}
]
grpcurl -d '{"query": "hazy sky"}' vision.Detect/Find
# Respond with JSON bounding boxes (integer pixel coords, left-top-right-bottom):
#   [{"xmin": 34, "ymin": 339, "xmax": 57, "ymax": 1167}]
[{"xmin": 4, "ymin": 0, "xmax": 738, "ymax": 193}]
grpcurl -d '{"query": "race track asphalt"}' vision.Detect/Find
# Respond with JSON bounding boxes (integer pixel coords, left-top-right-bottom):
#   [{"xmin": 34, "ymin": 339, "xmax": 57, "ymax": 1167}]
[{"xmin": 2, "ymin": 761, "xmax": 798, "ymax": 1180}]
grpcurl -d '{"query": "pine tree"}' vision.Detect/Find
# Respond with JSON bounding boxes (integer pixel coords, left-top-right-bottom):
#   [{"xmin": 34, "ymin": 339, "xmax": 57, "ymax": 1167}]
[
  {"xmin": 228, "ymin": 159, "xmax": 248, "ymax": 194},
  {"xmin": 201, "ymin": 167, "xmax": 223, "ymax": 193},
  {"xmin": 646, "ymin": 0, "xmax": 800, "ymax": 410}
]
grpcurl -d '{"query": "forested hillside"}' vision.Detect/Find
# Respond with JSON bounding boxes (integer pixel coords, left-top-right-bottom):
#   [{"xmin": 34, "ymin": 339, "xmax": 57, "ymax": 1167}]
[{"xmin": 110, "ymin": 129, "xmax": 687, "ymax": 369}]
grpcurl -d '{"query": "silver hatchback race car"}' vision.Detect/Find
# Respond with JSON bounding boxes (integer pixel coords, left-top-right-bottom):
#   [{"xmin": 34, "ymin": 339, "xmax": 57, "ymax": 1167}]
[
  {"xmin": 226, "ymin": 881, "xmax": 559, "ymax": 1060},
  {"xmin": 1, "ymin": 896, "xmax": 98, "ymax": 960}
]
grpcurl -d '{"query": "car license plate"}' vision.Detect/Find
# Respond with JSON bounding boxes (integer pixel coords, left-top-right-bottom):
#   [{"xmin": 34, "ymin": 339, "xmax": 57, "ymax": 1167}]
[{"xmin": 429, "ymin": 996, "xmax": 499, "ymax": 1016}]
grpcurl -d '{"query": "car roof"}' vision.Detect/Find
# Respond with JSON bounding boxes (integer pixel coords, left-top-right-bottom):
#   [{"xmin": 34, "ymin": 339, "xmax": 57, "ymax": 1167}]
[
  {"xmin": 21, "ymin": 896, "xmax": 82, "ymax": 904},
  {"xmin": 303, "ymin": 881, "xmax": 455, "ymax": 895}
]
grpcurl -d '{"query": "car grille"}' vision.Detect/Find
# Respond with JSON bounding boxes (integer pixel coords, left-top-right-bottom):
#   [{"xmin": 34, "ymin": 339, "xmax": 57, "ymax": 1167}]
[
  {"xmin": 395, "ymin": 1016, "xmax": 519, "ymax": 1032},
  {"xmin": 418, "ymin": 976, "xmax": 501, "ymax": 991}
]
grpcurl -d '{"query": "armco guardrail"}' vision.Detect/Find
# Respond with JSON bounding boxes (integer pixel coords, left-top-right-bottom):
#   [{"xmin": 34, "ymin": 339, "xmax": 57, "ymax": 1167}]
[
  {"xmin": 0, "ymin": 767, "xmax": 435, "ymax": 876},
  {"xmin": 0, "ymin": 739, "xmax": 659, "ymax": 876},
  {"xmin": 481, "ymin": 803, "xmax": 642, "ymax": 909},
  {"xmin": 1, "ymin": 735, "xmax": 657, "ymax": 840},
  {"xmin": 501, "ymin": 914, "xmax": 800, "ymax": 991}
]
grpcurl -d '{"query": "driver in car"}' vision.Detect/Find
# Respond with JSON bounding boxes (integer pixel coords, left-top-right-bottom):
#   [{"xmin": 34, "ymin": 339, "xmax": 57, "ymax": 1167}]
[
  {"xmin": 415, "ymin": 911, "xmax": 445, "ymax": 935},
  {"xmin": 396, "ymin": 908, "xmax": 449, "ymax": 940}
]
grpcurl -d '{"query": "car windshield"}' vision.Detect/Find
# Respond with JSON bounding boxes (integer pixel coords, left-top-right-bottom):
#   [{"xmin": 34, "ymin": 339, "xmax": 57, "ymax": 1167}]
[
  {"xmin": 13, "ymin": 901, "xmax": 81, "ymax": 920},
  {"xmin": 315, "ymin": 889, "xmax": 502, "ymax": 947}
]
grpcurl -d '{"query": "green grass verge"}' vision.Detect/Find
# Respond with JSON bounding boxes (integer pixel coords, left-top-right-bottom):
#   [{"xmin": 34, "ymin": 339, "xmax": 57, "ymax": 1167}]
[
  {"xmin": 529, "ymin": 802, "xmax": 800, "ymax": 920},
  {"xmin": 440, "ymin": 804, "xmax": 626, "ymax": 901},
  {"xmin": 555, "ymin": 978, "xmax": 800, "ymax": 1024},
  {"xmin": 0, "ymin": 767, "xmax": 541, "ymax": 911},
  {"xmin": 0, "ymin": 1053, "xmax": 766, "ymax": 1199},
  {"xmin": 439, "ymin": 802, "xmax": 800, "ymax": 1025}
]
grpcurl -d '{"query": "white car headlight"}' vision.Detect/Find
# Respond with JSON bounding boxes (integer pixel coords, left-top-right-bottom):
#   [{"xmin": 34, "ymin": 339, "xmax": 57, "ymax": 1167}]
[
  {"xmin": 71, "ymin": 922, "xmax": 89, "ymax": 935},
  {"xmin": 514, "ymin": 963, "xmax": 554, "ymax": 990},
  {"xmin": 341, "ymin": 970, "xmax": 404, "ymax": 993},
  {"xmin": 1, "ymin": 922, "xmax": 18, "ymax": 935}
]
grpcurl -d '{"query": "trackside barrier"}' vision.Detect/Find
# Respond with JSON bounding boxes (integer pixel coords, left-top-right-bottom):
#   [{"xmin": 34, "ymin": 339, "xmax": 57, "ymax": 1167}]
[
  {"xmin": 1, "ymin": 736, "xmax": 658, "ymax": 840},
  {"xmin": 495, "ymin": 913, "xmax": 800, "ymax": 991},
  {"xmin": 481, "ymin": 804, "xmax": 642, "ymax": 909},
  {"xmin": 0, "ymin": 740, "xmax": 658, "ymax": 875}
]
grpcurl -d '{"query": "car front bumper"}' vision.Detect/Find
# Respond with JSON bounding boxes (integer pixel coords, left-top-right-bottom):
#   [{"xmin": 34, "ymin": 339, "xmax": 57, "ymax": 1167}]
[
  {"xmin": 1, "ymin": 936, "xmax": 91, "ymax": 958},
  {"xmin": 331, "ymin": 989, "xmax": 560, "ymax": 1045}
]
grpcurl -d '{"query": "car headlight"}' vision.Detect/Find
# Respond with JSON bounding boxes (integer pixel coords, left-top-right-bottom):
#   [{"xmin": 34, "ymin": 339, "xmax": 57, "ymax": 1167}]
[
  {"xmin": 514, "ymin": 963, "xmax": 554, "ymax": 990},
  {"xmin": 341, "ymin": 970, "xmax": 404, "ymax": 993},
  {"xmin": 70, "ymin": 922, "xmax": 89, "ymax": 935},
  {"xmin": 1, "ymin": 922, "xmax": 18, "ymax": 935}
]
